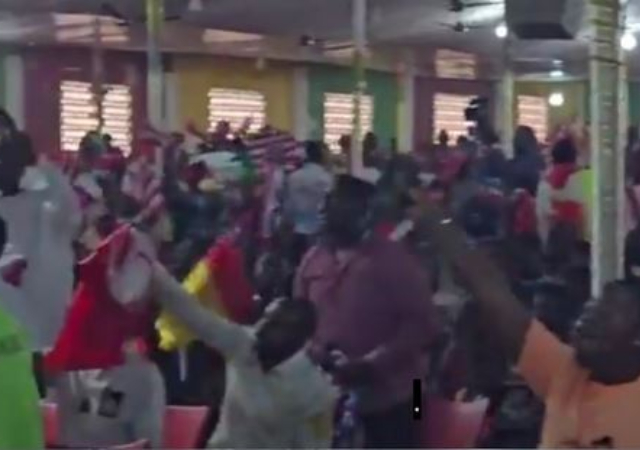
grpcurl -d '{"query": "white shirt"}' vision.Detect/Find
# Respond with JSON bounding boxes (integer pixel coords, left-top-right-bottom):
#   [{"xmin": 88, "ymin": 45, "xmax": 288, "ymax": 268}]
[
  {"xmin": 286, "ymin": 163, "xmax": 334, "ymax": 235},
  {"xmin": 355, "ymin": 167, "xmax": 382, "ymax": 185},
  {"xmin": 152, "ymin": 267, "xmax": 338, "ymax": 449},
  {"xmin": 0, "ymin": 162, "xmax": 80, "ymax": 350},
  {"xmin": 54, "ymin": 357, "xmax": 165, "ymax": 448}
]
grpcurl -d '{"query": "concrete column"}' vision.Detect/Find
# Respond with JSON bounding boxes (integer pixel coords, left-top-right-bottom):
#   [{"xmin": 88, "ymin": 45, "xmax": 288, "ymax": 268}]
[
  {"xmin": 4, "ymin": 53, "xmax": 24, "ymax": 129},
  {"xmin": 589, "ymin": 0, "xmax": 625, "ymax": 295},
  {"xmin": 496, "ymin": 69, "xmax": 515, "ymax": 157},
  {"xmin": 292, "ymin": 66, "xmax": 309, "ymax": 140},
  {"xmin": 351, "ymin": 0, "xmax": 367, "ymax": 174},
  {"xmin": 398, "ymin": 64, "xmax": 415, "ymax": 153},
  {"xmin": 146, "ymin": 0, "xmax": 166, "ymax": 129},
  {"xmin": 164, "ymin": 71, "xmax": 180, "ymax": 131}
]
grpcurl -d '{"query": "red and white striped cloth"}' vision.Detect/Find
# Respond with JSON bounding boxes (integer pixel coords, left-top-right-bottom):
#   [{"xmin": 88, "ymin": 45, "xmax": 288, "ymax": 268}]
[
  {"xmin": 121, "ymin": 155, "xmax": 166, "ymax": 226},
  {"xmin": 243, "ymin": 132, "xmax": 304, "ymax": 175}
]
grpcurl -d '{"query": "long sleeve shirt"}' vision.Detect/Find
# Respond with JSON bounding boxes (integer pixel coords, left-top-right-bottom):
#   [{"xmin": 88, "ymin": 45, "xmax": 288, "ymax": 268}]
[
  {"xmin": 151, "ymin": 266, "xmax": 338, "ymax": 448},
  {"xmin": 295, "ymin": 237, "xmax": 438, "ymax": 413}
]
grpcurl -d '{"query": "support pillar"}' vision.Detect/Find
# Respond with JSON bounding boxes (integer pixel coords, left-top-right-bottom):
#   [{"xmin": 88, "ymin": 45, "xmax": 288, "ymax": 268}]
[
  {"xmin": 4, "ymin": 53, "xmax": 24, "ymax": 129},
  {"xmin": 397, "ymin": 55, "xmax": 415, "ymax": 154},
  {"xmin": 351, "ymin": 0, "xmax": 367, "ymax": 174},
  {"xmin": 498, "ymin": 69, "xmax": 515, "ymax": 157},
  {"xmin": 589, "ymin": 0, "xmax": 625, "ymax": 295},
  {"xmin": 146, "ymin": 0, "xmax": 166, "ymax": 129},
  {"xmin": 91, "ymin": 17, "xmax": 104, "ymax": 132},
  {"xmin": 292, "ymin": 66, "xmax": 309, "ymax": 141}
]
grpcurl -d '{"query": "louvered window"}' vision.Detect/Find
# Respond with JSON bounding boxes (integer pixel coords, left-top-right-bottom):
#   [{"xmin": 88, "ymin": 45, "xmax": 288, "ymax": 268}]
[
  {"xmin": 323, "ymin": 92, "xmax": 373, "ymax": 153},
  {"xmin": 433, "ymin": 93, "xmax": 474, "ymax": 142},
  {"xmin": 207, "ymin": 88, "xmax": 266, "ymax": 133},
  {"xmin": 60, "ymin": 80, "xmax": 133, "ymax": 153},
  {"xmin": 517, "ymin": 95, "xmax": 549, "ymax": 143}
]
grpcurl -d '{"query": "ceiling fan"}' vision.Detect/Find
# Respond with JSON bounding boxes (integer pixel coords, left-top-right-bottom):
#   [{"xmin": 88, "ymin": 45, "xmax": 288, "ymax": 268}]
[
  {"xmin": 300, "ymin": 35, "xmax": 356, "ymax": 52},
  {"xmin": 449, "ymin": 0, "xmax": 503, "ymax": 13},
  {"xmin": 438, "ymin": 21, "xmax": 488, "ymax": 33}
]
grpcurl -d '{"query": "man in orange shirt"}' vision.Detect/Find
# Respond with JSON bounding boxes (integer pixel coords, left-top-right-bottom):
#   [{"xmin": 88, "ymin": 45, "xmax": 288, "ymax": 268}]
[{"xmin": 417, "ymin": 193, "xmax": 640, "ymax": 448}]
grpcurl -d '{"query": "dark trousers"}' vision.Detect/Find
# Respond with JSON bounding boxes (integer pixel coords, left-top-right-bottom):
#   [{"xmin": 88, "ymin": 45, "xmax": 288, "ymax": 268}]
[{"xmin": 361, "ymin": 400, "xmax": 417, "ymax": 449}]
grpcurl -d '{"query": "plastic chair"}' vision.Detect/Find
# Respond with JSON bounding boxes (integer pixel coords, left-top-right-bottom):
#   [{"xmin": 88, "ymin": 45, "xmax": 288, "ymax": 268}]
[
  {"xmin": 162, "ymin": 406, "xmax": 210, "ymax": 449},
  {"xmin": 40, "ymin": 401, "xmax": 59, "ymax": 448},
  {"xmin": 420, "ymin": 396, "xmax": 489, "ymax": 448}
]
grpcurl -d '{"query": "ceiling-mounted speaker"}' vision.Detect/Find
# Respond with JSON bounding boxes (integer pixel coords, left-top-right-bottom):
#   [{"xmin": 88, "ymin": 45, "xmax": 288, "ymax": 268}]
[{"xmin": 505, "ymin": 0, "xmax": 585, "ymax": 40}]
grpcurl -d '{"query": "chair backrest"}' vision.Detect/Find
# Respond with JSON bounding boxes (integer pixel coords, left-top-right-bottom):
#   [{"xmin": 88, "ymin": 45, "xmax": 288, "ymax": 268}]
[
  {"xmin": 40, "ymin": 401, "xmax": 59, "ymax": 448},
  {"xmin": 163, "ymin": 406, "xmax": 210, "ymax": 449},
  {"xmin": 421, "ymin": 396, "xmax": 489, "ymax": 448}
]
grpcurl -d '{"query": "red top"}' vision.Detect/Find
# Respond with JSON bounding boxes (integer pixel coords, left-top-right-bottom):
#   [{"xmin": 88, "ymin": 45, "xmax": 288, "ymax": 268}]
[{"xmin": 45, "ymin": 227, "xmax": 153, "ymax": 372}]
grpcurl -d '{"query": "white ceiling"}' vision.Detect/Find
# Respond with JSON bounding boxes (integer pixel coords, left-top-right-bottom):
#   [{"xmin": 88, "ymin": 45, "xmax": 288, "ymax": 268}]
[{"xmin": 0, "ymin": 0, "xmax": 637, "ymax": 79}]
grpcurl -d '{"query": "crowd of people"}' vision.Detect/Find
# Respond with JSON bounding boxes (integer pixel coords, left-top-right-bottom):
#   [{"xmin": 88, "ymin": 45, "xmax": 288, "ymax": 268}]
[{"xmin": 2, "ymin": 104, "xmax": 640, "ymax": 449}]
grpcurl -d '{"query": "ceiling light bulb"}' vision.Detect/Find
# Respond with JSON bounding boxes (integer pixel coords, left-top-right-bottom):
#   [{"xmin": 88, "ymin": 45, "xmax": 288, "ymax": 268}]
[
  {"xmin": 548, "ymin": 92, "xmax": 565, "ymax": 107},
  {"xmin": 550, "ymin": 69, "xmax": 564, "ymax": 79},
  {"xmin": 622, "ymin": 32, "xmax": 637, "ymax": 51},
  {"xmin": 495, "ymin": 23, "xmax": 508, "ymax": 39}
]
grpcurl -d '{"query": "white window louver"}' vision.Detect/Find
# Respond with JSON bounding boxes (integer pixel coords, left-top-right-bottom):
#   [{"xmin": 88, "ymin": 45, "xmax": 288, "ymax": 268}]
[
  {"xmin": 323, "ymin": 92, "xmax": 374, "ymax": 153},
  {"xmin": 433, "ymin": 93, "xmax": 474, "ymax": 142},
  {"xmin": 60, "ymin": 80, "xmax": 133, "ymax": 154},
  {"xmin": 517, "ymin": 95, "xmax": 549, "ymax": 143},
  {"xmin": 207, "ymin": 88, "xmax": 266, "ymax": 133}
]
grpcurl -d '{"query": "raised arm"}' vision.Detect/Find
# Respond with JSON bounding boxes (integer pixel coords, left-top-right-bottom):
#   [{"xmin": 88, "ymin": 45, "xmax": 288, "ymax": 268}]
[
  {"xmin": 416, "ymin": 198, "xmax": 531, "ymax": 360},
  {"xmin": 150, "ymin": 263, "xmax": 253, "ymax": 360}
]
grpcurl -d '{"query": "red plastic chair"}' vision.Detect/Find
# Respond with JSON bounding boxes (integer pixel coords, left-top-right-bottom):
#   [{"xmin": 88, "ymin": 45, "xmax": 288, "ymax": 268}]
[
  {"xmin": 421, "ymin": 396, "xmax": 490, "ymax": 448},
  {"xmin": 162, "ymin": 406, "xmax": 209, "ymax": 449},
  {"xmin": 40, "ymin": 401, "xmax": 59, "ymax": 448}
]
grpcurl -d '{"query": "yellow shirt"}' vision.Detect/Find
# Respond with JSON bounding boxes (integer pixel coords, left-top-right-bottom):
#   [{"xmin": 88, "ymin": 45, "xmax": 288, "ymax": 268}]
[{"xmin": 519, "ymin": 320, "xmax": 640, "ymax": 448}]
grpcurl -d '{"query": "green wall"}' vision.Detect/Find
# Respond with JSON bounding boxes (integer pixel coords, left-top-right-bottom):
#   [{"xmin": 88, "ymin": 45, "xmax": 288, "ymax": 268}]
[
  {"xmin": 514, "ymin": 80, "xmax": 640, "ymax": 130},
  {"xmin": 515, "ymin": 81, "xmax": 588, "ymax": 130},
  {"xmin": 307, "ymin": 64, "xmax": 399, "ymax": 146}
]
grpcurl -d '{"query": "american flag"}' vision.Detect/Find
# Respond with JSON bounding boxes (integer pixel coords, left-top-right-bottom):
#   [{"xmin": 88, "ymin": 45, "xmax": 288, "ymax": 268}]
[{"xmin": 243, "ymin": 132, "xmax": 304, "ymax": 175}]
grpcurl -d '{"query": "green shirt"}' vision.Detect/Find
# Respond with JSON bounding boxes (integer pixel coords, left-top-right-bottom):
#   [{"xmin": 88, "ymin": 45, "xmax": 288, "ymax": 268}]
[{"xmin": 0, "ymin": 305, "xmax": 43, "ymax": 450}]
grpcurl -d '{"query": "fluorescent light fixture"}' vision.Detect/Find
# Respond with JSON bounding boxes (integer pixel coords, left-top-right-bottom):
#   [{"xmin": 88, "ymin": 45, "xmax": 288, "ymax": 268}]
[
  {"xmin": 622, "ymin": 31, "xmax": 637, "ymax": 51},
  {"xmin": 495, "ymin": 23, "xmax": 508, "ymax": 39},
  {"xmin": 548, "ymin": 92, "xmax": 565, "ymax": 107},
  {"xmin": 550, "ymin": 69, "xmax": 564, "ymax": 79}
]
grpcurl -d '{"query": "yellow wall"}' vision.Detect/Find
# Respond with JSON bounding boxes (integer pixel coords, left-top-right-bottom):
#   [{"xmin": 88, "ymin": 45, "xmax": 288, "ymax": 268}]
[
  {"xmin": 515, "ymin": 81, "xmax": 588, "ymax": 129},
  {"xmin": 174, "ymin": 56, "xmax": 294, "ymax": 132}
]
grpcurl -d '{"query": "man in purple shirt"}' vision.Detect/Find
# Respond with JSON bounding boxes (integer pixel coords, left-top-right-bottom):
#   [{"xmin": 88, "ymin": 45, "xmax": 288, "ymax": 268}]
[{"xmin": 295, "ymin": 175, "xmax": 438, "ymax": 448}]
